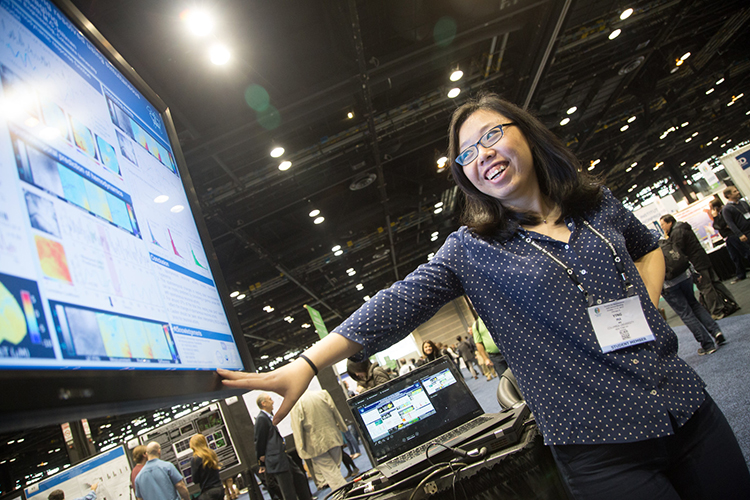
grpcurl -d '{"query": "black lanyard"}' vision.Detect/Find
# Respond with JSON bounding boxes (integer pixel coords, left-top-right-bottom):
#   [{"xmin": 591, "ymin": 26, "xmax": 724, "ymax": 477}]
[{"xmin": 520, "ymin": 220, "xmax": 635, "ymax": 307}]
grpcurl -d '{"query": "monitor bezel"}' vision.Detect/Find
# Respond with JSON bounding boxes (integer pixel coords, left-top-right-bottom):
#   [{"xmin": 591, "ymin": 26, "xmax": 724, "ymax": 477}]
[{"xmin": 0, "ymin": 0, "xmax": 254, "ymax": 433}]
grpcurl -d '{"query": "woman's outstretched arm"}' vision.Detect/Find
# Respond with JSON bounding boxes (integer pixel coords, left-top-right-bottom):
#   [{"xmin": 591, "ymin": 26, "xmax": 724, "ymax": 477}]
[{"xmin": 217, "ymin": 332, "xmax": 363, "ymax": 424}]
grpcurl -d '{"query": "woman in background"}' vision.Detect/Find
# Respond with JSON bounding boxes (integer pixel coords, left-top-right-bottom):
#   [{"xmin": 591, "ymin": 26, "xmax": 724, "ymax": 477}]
[
  {"xmin": 421, "ymin": 340, "xmax": 440, "ymax": 362},
  {"xmin": 189, "ymin": 434, "xmax": 224, "ymax": 500}
]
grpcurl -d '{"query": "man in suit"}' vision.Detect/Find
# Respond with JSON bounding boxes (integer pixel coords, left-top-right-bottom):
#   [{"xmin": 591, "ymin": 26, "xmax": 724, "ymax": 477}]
[
  {"xmin": 255, "ymin": 393, "xmax": 313, "ymax": 500},
  {"xmin": 722, "ymin": 186, "xmax": 750, "ymax": 244}
]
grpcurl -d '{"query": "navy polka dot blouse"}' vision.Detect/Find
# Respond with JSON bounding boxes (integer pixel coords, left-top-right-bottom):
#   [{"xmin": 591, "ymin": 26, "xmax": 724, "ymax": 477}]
[{"xmin": 334, "ymin": 188, "xmax": 705, "ymax": 445}]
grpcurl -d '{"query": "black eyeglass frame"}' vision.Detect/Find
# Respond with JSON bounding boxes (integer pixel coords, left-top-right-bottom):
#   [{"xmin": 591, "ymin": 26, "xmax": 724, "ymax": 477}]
[{"xmin": 455, "ymin": 122, "xmax": 517, "ymax": 166}]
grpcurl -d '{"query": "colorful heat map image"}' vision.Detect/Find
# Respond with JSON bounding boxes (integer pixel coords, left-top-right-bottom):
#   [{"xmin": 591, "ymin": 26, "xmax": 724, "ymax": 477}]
[
  {"xmin": 34, "ymin": 235, "xmax": 73, "ymax": 284},
  {"xmin": 0, "ymin": 273, "xmax": 55, "ymax": 360}
]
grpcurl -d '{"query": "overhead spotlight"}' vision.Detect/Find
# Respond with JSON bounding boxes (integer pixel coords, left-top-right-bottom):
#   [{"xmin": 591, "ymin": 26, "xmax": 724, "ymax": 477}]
[
  {"xmin": 431, "ymin": 231, "xmax": 439, "ymax": 237},
  {"xmin": 447, "ymin": 88, "xmax": 461, "ymax": 98},
  {"xmin": 236, "ymin": 294, "xmax": 246, "ymax": 300},
  {"xmin": 608, "ymin": 29, "xmax": 621, "ymax": 40},
  {"xmin": 620, "ymin": 125, "xmax": 629, "ymax": 132},
  {"xmin": 230, "ymin": 291, "xmax": 239, "ymax": 298},
  {"xmin": 716, "ymin": 78, "xmax": 725, "ymax": 85},
  {"xmin": 680, "ymin": 162, "xmax": 686, "ymax": 166},
  {"xmin": 263, "ymin": 305, "xmax": 274, "ymax": 313},
  {"xmin": 434, "ymin": 207, "xmax": 443, "ymax": 214},
  {"xmin": 278, "ymin": 160, "xmax": 292, "ymax": 171},
  {"xmin": 436, "ymin": 156, "xmax": 448, "ymax": 168},
  {"xmin": 427, "ymin": 253, "xmax": 435, "ymax": 260},
  {"xmin": 356, "ymin": 283, "xmax": 364, "ymax": 291},
  {"xmin": 309, "ymin": 209, "xmax": 320, "ymax": 217},
  {"xmin": 434, "ymin": 202, "xmax": 444, "ymax": 208},
  {"xmin": 681, "ymin": 122, "xmax": 689, "ymax": 127},
  {"xmin": 680, "ymin": 52, "xmax": 691, "ymax": 61},
  {"xmin": 450, "ymin": 69, "xmax": 463, "ymax": 82},
  {"xmin": 347, "ymin": 111, "xmax": 354, "ymax": 119},
  {"xmin": 270, "ymin": 146, "xmax": 285, "ymax": 158},
  {"xmin": 685, "ymin": 137, "xmax": 692, "ymax": 143},
  {"xmin": 332, "ymin": 245, "xmax": 341, "ymax": 252},
  {"xmin": 620, "ymin": 8, "xmax": 634, "ymax": 20},
  {"xmin": 627, "ymin": 116, "xmax": 636, "ymax": 123},
  {"xmin": 631, "ymin": 162, "xmax": 638, "ymax": 167},
  {"xmin": 334, "ymin": 250, "xmax": 343, "ymax": 256},
  {"xmin": 560, "ymin": 117, "xmax": 570, "ymax": 126},
  {"xmin": 363, "ymin": 295, "xmax": 371, "ymax": 302},
  {"xmin": 566, "ymin": 106, "xmax": 577, "ymax": 115},
  {"xmin": 675, "ymin": 59, "xmax": 684, "ymax": 67},
  {"xmin": 313, "ymin": 216, "xmax": 325, "ymax": 224},
  {"xmin": 691, "ymin": 132, "xmax": 699, "ymax": 137},
  {"xmin": 182, "ymin": 8, "xmax": 214, "ymax": 37},
  {"xmin": 284, "ymin": 316, "xmax": 294, "ymax": 323},
  {"xmin": 706, "ymin": 88, "xmax": 714, "ymax": 95},
  {"xmin": 301, "ymin": 323, "xmax": 311, "ymax": 329},
  {"xmin": 208, "ymin": 44, "xmax": 230, "ymax": 65}
]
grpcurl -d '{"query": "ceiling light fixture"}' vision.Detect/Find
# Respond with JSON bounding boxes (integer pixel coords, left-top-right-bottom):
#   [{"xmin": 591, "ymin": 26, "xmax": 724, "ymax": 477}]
[
  {"xmin": 278, "ymin": 160, "xmax": 292, "ymax": 171},
  {"xmin": 627, "ymin": 116, "xmax": 636, "ymax": 123},
  {"xmin": 230, "ymin": 291, "xmax": 239, "ymax": 298},
  {"xmin": 301, "ymin": 323, "xmax": 311, "ymax": 329},
  {"xmin": 208, "ymin": 44, "xmax": 230, "ymax": 65},
  {"xmin": 270, "ymin": 146, "xmax": 285, "ymax": 158},
  {"xmin": 436, "ymin": 157, "xmax": 448, "ymax": 168},
  {"xmin": 313, "ymin": 216, "xmax": 325, "ymax": 224},
  {"xmin": 706, "ymin": 88, "xmax": 714, "ymax": 95},
  {"xmin": 236, "ymin": 294, "xmax": 246, "ymax": 300},
  {"xmin": 716, "ymin": 78, "xmax": 725, "ymax": 85},
  {"xmin": 363, "ymin": 295, "xmax": 371, "ymax": 302},
  {"xmin": 608, "ymin": 29, "xmax": 621, "ymax": 40},
  {"xmin": 434, "ymin": 207, "xmax": 443, "ymax": 214},
  {"xmin": 681, "ymin": 122, "xmax": 689, "ymax": 127},
  {"xmin": 347, "ymin": 111, "xmax": 354, "ymax": 119},
  {"xmin": 334, "ymin": 250, "xmax": 343, "ymax": 256},
  {"xmin": 620, "ymin": 125, "xmax": 629, "ymax": 132},
  {"xmin": 356, "ymin": 283, "xmax": 364, "ymax": 290},
  {"xmin": 332, "ymin": 245, "xmax": 341, "ymax": 252},
  {"xmin": 434, "ymin": 202, "xmax": 444, "ymax": 208},
  {"xmin": 182, "ymin": 8, "xmax": 214, "ymax": 37},
  {"xmin": 263, "ymin": 305, "xmax": 274, "ymax": 313},
  {"xmin": 566, "ymin": 106, "xmax": 577, "ymax": 115},
  {"xmin": 620, "ymin": 8, "xmax": 634, "ymax": 20},
  {"xmin": 560, "ymin": 117, "xmax": 570, "ymax": 126},
  {"xmin": 680, "ymin": 52, "xmax": 691, "ymax": 61},
  {"xmin": 450, "ymin": 69, "xmax": 463, "ymax": 82},
  {"xmin": 309, "ymin": 209, "xmax": 320, "ymax": 217},
  {"xmin": 447, "ymin": 88, "xmax": 461, "ymax": 98}
]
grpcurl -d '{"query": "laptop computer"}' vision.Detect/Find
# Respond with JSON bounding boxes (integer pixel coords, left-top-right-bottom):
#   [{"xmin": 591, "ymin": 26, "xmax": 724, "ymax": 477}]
[{"xmin": 347, "ymin": 356, "xmax": 514, "ymax": 481}]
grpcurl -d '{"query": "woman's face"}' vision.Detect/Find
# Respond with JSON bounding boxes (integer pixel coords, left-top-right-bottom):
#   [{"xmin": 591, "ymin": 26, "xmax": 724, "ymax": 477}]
[
  {"xmin": 458, "ymin": 109, "xmax": 537, "ymax": 210},
  {"xmin": 423, "ymin": 343, "xmax": 433, "ymax": 354}
]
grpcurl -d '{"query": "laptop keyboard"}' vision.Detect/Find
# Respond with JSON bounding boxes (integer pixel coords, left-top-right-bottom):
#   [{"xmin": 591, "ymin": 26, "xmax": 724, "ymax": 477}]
[{"xmin": 385, "ymin": 415, "xmax": 495, "ymax": 467}]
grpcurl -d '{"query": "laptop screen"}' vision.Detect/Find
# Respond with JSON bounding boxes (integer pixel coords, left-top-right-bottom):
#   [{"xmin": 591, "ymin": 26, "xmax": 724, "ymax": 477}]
[{"xmin": 348, "ymin": 356, "xmax": 484, "ymax": 463}]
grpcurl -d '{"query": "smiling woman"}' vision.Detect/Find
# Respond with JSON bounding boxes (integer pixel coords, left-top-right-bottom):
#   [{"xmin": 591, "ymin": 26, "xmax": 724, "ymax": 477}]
[{"xmin": 448, "ymin": 93, "xmax": 602, "ymax": 241}]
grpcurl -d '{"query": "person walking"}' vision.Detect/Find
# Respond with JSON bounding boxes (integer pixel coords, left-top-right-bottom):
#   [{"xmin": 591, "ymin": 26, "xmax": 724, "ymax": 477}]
[
  {"xmin": 659, "ymin": 238, "xmax": 727, "ymax": 355},
  {"xmin": 220, "ymin": 93, "xmax": 750, "ymax": 499},
  {"xmin": 455, "ymin": 335, "xmax": 480, "ymax": 379},
  {"xmin": 659, "ymin": 214, "xmax": 737, "ymax": 319},
  {"xmin": 254, "ymin": 393, "xmax": 312, "ymax": 500},
  {"xmin": 290, "ymin": 390, "xmax": 349, "ymax": 492},
  {"xmin": 711, "ymin": 199, "xmax": 750, "ymax": 284},
  {"xmin": 134, "ymin": 442, "xmax": 189, "ymax": 500}
]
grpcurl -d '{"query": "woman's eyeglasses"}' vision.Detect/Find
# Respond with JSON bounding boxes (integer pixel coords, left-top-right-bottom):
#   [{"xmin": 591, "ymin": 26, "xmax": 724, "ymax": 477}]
[{"xmin": 455, "ymin": 122, "xmax": 516, "ymax": 166}]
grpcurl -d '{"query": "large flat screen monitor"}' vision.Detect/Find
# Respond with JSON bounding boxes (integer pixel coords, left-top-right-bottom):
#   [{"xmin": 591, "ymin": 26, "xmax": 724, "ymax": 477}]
[{"xmin": 0, "ymin": 0, "xmax": 253, "ymax": 431}]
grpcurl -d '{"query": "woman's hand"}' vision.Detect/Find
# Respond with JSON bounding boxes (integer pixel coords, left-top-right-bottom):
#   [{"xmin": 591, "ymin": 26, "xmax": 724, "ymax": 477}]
[{"xmin": 218, "ymin": 358, "xmax": 313, "ymax": 424}]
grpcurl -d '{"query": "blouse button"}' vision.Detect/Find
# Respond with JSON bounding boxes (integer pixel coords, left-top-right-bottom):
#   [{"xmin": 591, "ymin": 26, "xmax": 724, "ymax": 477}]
[{"xmin": 650, "ymin": 389, "xmax": 658, "ymax": 395}]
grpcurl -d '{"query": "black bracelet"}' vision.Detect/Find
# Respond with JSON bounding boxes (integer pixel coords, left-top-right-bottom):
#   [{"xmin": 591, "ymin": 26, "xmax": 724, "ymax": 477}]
[{"xmin": 299, "ymin": 354, "xmax": 318, "ymax": 375}]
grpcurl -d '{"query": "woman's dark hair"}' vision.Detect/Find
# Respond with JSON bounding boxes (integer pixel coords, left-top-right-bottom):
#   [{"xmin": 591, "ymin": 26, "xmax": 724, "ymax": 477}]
[
  {"xmin": 347, "ymin": 359, "xmax": 372, "ymax": 382},
  {"xmin": 448, "ymin": 92, "xmax": 602, "ymax": 240},
  {"xmin": 422, "ymin": 340, "xmax": 439, "ymax": 361}
]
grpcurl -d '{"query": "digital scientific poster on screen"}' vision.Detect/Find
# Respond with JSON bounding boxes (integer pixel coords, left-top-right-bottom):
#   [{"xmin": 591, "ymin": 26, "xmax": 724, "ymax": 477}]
[
  {"xmin": 0, "ymin": 0, "xmax": 243, "ymax": 371},
  {"xmin": 24, "ymin": 446, "xmax": 131, "ymax": 500}
]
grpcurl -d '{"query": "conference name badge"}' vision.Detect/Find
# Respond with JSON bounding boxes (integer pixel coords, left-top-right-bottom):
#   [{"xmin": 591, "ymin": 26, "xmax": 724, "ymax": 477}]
[{"xmin": 587, "ymin": 295, "xmax": 655, "ymax": 353}]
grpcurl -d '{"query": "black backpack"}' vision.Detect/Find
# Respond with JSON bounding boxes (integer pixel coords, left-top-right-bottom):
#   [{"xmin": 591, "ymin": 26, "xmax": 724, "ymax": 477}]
[{"xmin": 659, "ymin": 238, "xmax": 690, "ymax": 280}]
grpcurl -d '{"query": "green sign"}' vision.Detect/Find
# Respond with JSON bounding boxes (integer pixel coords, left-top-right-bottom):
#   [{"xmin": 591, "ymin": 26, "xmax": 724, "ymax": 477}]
[{"xmin": 304, "ymin": 304, "xmax": 328, "ymax": 339}]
